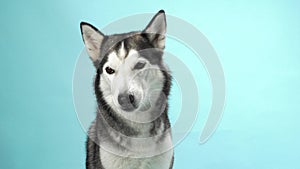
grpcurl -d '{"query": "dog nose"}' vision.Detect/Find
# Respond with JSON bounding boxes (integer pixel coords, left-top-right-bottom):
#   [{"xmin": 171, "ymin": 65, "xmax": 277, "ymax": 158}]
[{"xmin": 118, "ymin": 93, "xmax": 136, "ymax": 111}]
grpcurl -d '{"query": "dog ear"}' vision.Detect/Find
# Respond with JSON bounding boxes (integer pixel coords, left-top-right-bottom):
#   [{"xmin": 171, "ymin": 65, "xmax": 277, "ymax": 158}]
[
  {"xmin": 80, "ymin": 22, "xmax": 105, "ymax": 62},
  {"xmin": 143, "ymin": 10, "xmax": 166, "ymax": 49}
]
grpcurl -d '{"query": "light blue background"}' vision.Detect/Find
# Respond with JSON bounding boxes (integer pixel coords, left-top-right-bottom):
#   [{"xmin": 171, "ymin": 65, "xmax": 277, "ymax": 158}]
[{"xmin": 1, "ymin": 0, "xmax": 300, "ymax": 169}]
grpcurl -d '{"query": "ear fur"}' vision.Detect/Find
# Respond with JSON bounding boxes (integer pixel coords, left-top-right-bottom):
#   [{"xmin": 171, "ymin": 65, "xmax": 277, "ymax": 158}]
[
  {"xmin": 80, "ymin": 22, "xmax": 105, "ymax": 62},
  {"xmin": 143, "ymin": 10, "xmax": 167, "ymax": 49}
]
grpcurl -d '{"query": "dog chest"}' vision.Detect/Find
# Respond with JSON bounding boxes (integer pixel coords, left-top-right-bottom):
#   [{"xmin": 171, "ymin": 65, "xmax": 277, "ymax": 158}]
[{"xmin": 100, "ymin": 148, "xmax": 173, "ymax": 169}]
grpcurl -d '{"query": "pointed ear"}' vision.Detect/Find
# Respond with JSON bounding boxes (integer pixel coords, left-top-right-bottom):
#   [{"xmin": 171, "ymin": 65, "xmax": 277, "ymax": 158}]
[
  {"xmin": 80, "ymin": 22, "xmax": 105, "ymax": 62},
  {"xmin": 143, "ymin": 10, "xmax": 166, "ymax": 49}
]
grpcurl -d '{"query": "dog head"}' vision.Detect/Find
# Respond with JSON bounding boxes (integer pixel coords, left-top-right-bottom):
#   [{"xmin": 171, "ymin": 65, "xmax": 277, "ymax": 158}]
[{"xmin": 80, "ymin": 10, "xmax": 171, "ymax": 122}]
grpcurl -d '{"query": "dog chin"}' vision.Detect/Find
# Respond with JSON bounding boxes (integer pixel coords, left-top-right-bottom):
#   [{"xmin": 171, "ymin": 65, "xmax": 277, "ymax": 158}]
[
  {"xmin": 119, "ymin": 98, "xmax": 152, "ymax": 113},
  {"xmin": 119, "ymin": 105, "xmax": 137, "ymax": 112}
]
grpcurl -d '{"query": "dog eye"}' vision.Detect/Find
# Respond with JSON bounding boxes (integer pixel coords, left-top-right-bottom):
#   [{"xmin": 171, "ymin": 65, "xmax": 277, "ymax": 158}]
[
  {"xmin": 134, "ymin": 62, "xmax": 146, "ymax": 70},
  {"xmin": 105, "ymin": 67, "xmax": 115, "ymax": 74}
]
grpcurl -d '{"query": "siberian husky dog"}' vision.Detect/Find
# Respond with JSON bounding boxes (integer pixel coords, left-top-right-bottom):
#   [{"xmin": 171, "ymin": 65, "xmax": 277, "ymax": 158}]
[{"xmin": 80, "ymin": 10, "xmax": 174, "ymax": 169}]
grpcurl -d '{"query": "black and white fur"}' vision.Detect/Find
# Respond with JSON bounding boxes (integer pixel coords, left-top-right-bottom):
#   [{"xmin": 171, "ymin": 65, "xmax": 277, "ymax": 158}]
[{"xmin": 80, "ymin": 10, "xmax": 174, "ymax": 169}]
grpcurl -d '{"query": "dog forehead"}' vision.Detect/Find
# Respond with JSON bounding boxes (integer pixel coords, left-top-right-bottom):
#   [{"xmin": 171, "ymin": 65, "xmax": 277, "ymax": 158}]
[
  {"xmin": 125, "ymin": 49, "xmax": 140, "ymax": 63},
  {"xmin": 103, "ymin": 33, "xmax": 162, "ymax": 67},
  {"xmin": 118, "ymin": 42, "xmax": 126, "ymax": 59},
  {"xmin": 107, "ymin": 48, "xmax": 139, "ymax": 66},
  {"xmin": 107, "ymin": 51, "xmax": 121, "ymax": 67}
]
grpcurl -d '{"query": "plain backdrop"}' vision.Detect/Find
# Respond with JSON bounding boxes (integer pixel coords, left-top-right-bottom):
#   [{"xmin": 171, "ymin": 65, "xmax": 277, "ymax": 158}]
[{"xmin": 0, "ymin": 0, "xmax": 300, "ymax": 169}]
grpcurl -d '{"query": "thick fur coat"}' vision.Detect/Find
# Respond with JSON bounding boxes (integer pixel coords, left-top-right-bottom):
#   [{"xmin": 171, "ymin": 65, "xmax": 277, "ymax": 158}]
[{"xmin": 80, "ymin": 10, "xmax": 174, "ymax": 169}]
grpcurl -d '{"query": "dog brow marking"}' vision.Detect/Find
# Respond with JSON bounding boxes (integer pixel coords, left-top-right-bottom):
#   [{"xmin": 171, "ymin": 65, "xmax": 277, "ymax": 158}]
[{"xmin": 118, "ymin": 41, "xmax": 127, "ymax": 59}]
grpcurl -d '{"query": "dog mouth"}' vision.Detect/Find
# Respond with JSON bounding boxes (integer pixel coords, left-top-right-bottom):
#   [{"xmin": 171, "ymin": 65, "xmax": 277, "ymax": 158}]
[{"xmin": 120, "ymin": 102, "xmax": 138, "ymax": 112}]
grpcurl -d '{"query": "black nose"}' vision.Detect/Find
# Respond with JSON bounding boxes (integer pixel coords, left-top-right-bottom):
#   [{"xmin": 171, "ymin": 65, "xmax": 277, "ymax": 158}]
[{"xmin": 118, "ymin": 93, "xmax": 136, "ymax": 111}]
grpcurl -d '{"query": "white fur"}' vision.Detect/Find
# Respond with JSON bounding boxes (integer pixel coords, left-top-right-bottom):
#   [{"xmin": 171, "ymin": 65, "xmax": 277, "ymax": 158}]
[
  {"xmin": 118, "ymin": 41, "xmax": 127, "ymax": 59},
  {"xmin": 99, "ymin": 123, "xmax": 173, "ymax": 169},
  {"xmin": 100, "ymin": 48, "xmax": 165, "ymax": 124},
  {"xmin": 100, "ymin": 148, "xmax": 173, "ymax": 169},
  {"xmin": 97, "ymin": 42, "xmax": 173, "ymax": 169}
]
